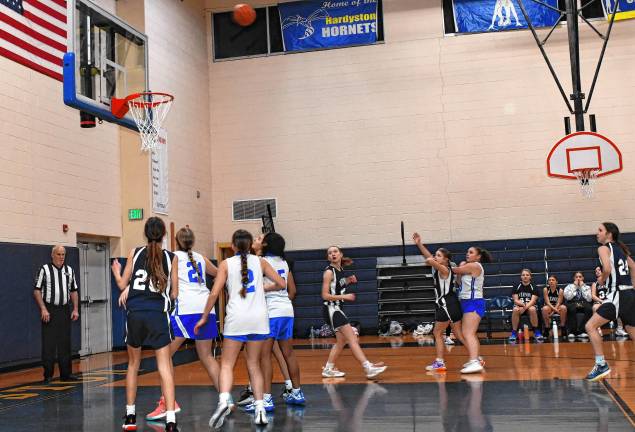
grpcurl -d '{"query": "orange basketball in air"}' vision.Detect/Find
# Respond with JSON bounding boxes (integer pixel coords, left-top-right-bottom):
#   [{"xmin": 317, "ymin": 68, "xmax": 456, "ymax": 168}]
[{"xmin": 233, "ymin": 4, "xmax": 257, "ymax": 27}]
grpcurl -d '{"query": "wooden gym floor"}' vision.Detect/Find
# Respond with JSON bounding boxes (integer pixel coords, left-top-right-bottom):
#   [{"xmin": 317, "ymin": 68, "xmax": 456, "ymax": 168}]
[{"xmin": 0, "ymin": 334, "xmax": 633, "ymax": 431}]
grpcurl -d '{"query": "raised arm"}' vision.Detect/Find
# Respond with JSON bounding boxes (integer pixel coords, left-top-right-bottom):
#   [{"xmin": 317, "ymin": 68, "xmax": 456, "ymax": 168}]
[
  {"xmin": 111, "ymin": 249, "xmax": 135, "ymax": 291},
  {"xmin": 425, "ymin": 257, "xmax": 450, "ymax": 279},
  {"xmin": 452, "ymin": 262, "xmax": 481, "ymax": 277},
  {"xmin": 412, "ymin": 232, "xmax": 433, "ymax": 259}
]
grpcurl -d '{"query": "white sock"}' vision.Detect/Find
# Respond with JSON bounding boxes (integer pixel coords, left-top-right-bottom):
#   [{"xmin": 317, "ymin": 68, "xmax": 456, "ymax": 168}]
[
  {"xmin": 166, "ymin": 410, "xmax": 176, "ymax": 423},
  {"xmin": 325, "ymin": 362, "xmax": 334, "ymax": 370},
  {"xmin": 284, "ymin": 380, "xmax": 293, "ymax": 390},
  {"xmin": 292, "ymin": 388, "xmax": 301, "ymax": 394},
  {"xmin": 436, "ymin": 358, "xmax": 445, "ymax": 363},
  {"xmin": 126, "ymin": 405, "xmax": 135, "ymax": 416},
  {"xmin": 219, "ymin": 392, "xmax": 231, "ymax": 404},
  {"xmin": 254, "ymin": 399, "xmax": 264, "ymax": 410},
  {"xmin": 362, "ymin": 360, "xmax": 372, "ymax": 369},
  {"xmin": 264, "ymin": 393, "xmax": 272, "ymax": 400}
]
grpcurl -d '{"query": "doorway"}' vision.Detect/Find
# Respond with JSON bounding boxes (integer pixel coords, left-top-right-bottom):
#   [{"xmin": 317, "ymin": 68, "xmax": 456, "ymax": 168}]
[{"xmin": 78, "ymin": 241, "xmax": 112, "ymax": 356}]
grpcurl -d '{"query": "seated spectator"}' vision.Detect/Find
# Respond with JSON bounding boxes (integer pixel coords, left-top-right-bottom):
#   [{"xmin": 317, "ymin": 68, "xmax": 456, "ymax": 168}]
[
  {"xmin": 509, "ymin": 269, "xmax": 543, "ymax": 342},
  {"xmin": 590, "ymin": 266, "xmax": 607, "ymax": 313},
  {"xmin": 563, "ymin": 271, "xmax": 593, "ymax": 340},
  {"xmin": 542, "ymin": 275, "xmax": 567, "ymax": 338}
]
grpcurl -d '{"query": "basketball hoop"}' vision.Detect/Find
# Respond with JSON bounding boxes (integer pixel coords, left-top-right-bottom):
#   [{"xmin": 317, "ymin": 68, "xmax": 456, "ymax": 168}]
[
  {"xmin": 547, "ymin": 132, "xmax": 622, "ymax": 200},
  {"xmin": 111, "ymin": 92, "xmax": 174, "ymax": 152},
  {"xmin": 572, "ymin": 168, "xmax": 599, "ymax": 198}
]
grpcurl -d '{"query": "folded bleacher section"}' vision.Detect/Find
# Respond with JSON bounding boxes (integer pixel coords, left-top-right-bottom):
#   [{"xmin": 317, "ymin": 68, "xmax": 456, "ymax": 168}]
[{"xmin": 287, "ymin": 233, "xmax": 635, "ymax": 338}]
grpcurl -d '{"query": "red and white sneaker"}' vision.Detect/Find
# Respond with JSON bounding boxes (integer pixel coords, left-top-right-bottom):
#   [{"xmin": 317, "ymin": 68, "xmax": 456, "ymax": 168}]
[{"xmin": 145, "ymin": 396, "xmax": 181, "ymax": 421}]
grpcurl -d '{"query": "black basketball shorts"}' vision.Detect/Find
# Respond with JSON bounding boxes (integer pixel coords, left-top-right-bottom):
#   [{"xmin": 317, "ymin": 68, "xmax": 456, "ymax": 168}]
[
  {"xmin": 323, "ymin": 304, "xmax": 350, "ymax": 332},
  {"xmin": 126, "ymin": 310, "xmax": 173, "ymax": 349},
  {"xmin": 596, "ymin": 290, "xmax": 635, "ymax": 327},
  {"xmin": 435, "ymin": 294, "xmax": 463, "ymax": 323}
]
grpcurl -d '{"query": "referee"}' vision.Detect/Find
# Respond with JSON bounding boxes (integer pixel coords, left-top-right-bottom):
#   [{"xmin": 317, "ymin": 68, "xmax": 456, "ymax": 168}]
[{"xmin": 33, "ymin": 245, "xmax": 80, "ymax": 383}]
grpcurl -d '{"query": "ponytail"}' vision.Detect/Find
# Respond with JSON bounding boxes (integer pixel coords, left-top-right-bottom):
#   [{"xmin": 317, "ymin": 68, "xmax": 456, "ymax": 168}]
[
  {"xmin": 474, "ymin": 247, "xmax": 493, "ymax": 263},
  {"xmin": 240, "ymin": 251, "xmax": 248, "ymax": 298},
  {"xmin": 144, "ymin": 217, "xmax": 168, "ymax": 293},
  {"xmin": 188, "ymin": 250, "xmax": 203, "ymax": 285},
  {"xmin": 232, "ymin": 229, "xmax": 253, "ymax": 298},
  {"xmin": 176, "ymin": 227, "xmax": 203, "ymax": 285},
  {"xmin": 602, "ymin": 222, "xmax": 631, "ymax": 256}
]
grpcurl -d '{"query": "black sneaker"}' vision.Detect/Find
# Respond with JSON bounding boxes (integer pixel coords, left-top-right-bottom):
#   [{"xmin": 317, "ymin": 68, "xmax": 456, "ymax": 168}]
[
  {"xmin": 165, "ymin": 421, "xmax": 179, "ymax": 432},
  {"xmin": 122, "ymin": 414, "xmax": 136, "ymax": 431},
  {"xmin": 237, "ymin": 386, "xmax": 253, "ymax": 406},
  {"xmin": 60, "ymin": 374, "xmax": 80, "ymax": 382}
]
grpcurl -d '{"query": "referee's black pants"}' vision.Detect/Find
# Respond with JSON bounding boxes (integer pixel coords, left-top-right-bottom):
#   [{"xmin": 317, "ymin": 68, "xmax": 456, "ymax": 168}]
[{"xmin": 41, "ymin": 304, "xmax": 71, "ymax": 379}]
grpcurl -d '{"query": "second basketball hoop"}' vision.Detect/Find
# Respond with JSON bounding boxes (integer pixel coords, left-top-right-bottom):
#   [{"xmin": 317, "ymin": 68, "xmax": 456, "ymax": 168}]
[
  {"xmin": 111, "ymin": 92, "xmax": 174, "ymax": 152},
  {"xmin": 547, "ymin": 132, "xmax": 622, "ymax": 198}
]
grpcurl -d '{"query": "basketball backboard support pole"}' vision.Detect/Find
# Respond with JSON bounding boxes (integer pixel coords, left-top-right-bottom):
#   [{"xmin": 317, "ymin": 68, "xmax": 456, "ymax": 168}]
[
  {"xmin": 517, "ymin": 0, "xmax": 619, "ymax": 133},
  {"xmin": 63, "ymin": 0, "xmax": 149, "ymax": 131}
]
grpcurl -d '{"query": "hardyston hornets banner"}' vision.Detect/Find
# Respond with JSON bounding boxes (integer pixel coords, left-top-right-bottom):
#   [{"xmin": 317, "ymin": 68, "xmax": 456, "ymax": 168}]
[
  {"xmin": 453, "ymin": 0, "xmax": 560, "ymax": 33},
  {"xmin": 278, "ymin": 0, "xmax": 378, "ymax": 52},
  {"xmin": 603, "ymin": 0, "xmax": 635, "ymax": 21}
]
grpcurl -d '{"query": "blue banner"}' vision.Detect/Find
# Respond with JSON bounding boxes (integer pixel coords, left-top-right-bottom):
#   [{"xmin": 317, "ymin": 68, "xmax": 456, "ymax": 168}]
[
  {"xmin": 453, "ymin": 0, "xmax": 560, "ymax": 33},
  {"xmin": 603, "ymin": 0, "xmax": 635, "ymax": 21},
  {"xmin": 279, "ymin": 0, "xmax": 378, "ymax": 52}
]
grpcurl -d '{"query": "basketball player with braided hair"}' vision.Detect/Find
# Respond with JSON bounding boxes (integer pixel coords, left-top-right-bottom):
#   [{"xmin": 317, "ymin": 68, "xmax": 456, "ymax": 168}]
[
  {"xmin": 111, "ymin": 217, "xmax": 179, "ymax": 432},
  {"xmin": 145, "ymin": 227, "xmax": 220, "ymax": 422},
  {"xmin": 194, "ymin": 229, "xmax": 286, "ymax": 429}
]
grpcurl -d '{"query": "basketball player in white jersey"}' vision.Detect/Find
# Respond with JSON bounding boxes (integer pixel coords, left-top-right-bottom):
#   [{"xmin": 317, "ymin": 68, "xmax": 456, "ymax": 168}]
[
  {"xmin": 194, "ymin": 229, "xmax": 286, "ymax": 429},
  {"xmin": 585, "ymin": 222, "xmax": 635, "ymax": 381},
  {"xmin": 412, "ymin": 233, "xmax": 465, "ymax": 372},
  {"xmin": 452, "ymin": 246, "xmax": 492, "ymax": 374},
  {"xmin": 254, "ymin": 232, "xmax": 305, "ymax": 411},
  {"xmin": 145, "ymin": 227, "xmax": 220, "ymax": 421},
  {"xmin": 111, "ymin": 217, "xmax": 180, "ymax": 432},
  {"xmin": 236, "ymin": 234, "xmax": 298, "ymax": 407}
]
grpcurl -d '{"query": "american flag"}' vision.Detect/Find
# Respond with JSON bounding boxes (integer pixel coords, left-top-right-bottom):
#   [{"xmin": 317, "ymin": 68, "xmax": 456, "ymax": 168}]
[{"xmin": 0, "ymin": 0, "xmax": 66, "ymax": 81}]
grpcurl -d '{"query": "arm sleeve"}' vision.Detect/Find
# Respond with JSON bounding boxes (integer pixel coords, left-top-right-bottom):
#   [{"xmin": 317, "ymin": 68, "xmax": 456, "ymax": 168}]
[
  {"xmin": 34, "ymin": 266, "xmax": 46, "ymax": 290},
  {"xmin": 69, "ymin": 267, "xmax": 79, "ymax": 292},
  {"xmin": 582, "ymin": 285, "xmax": 592, "ymax": 302},
  {"xmin": 563, "ymin": 284, "xmax": 574, "ymax": 301}
]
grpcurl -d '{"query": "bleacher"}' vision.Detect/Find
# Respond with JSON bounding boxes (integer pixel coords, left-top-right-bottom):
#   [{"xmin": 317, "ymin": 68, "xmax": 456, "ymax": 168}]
[{"xmin": 287, "ymin": 233, "xmax": 635, "ymax": 337}]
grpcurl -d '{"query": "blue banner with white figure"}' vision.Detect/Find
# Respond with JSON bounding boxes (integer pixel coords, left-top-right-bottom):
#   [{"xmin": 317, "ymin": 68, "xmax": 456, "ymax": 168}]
[
  {"xmin": 603, "ymin": 0, "xmax": 635, "ymax": 21},
  {"xmin": 278, "ymin": 0, "xmax": 378, "ymax": 52},
  {"xmin": 452, "ymin": 0, "xmax": 560, "ymax": 33}
]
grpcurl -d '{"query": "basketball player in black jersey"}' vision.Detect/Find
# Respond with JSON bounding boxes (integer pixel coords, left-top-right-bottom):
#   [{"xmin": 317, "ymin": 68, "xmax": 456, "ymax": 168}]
[
  {"xmin": 591, "ymin": 266, "xmax": 608, "ymax": 312},
  {"xmin": 321, "ymin": 246, "xmax": 386, "ymax": 379},
  {"xmin": 111, "ymin": 217, "xmax": 180, "ymax": 431},
  {"xmin": 412, "ymin": 233, "xmax": 465, "ymax": 372},
  {"xmin": 585, "ymin": 222, "xmax": 635, "ymax": 381}
]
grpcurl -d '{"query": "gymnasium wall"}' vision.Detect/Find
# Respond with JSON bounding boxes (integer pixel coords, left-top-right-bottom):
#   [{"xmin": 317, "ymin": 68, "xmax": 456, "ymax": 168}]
[
  {"xmin": 142, "ymin": 0, "xmax": 215, "ymax": 256},
  {"xmin": 206, "ymin": 0, "xmax": 635, "ymax": 250},
  {"xmin": 0, "ymin": 1, "xmax": 121, "ymax": 247}
]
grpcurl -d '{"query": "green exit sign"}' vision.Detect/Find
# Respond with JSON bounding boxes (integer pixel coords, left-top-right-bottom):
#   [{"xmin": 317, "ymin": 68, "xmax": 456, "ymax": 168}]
[{"xmin": 128, "ymin": 208, "xmax": 144, "ymax": 221}]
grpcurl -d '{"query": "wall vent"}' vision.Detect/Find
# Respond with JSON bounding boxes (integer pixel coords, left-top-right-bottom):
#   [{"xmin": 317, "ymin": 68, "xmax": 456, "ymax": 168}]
[{"xmin": 232, "ymin": 198, "xmax": 277, "ymax": 221}]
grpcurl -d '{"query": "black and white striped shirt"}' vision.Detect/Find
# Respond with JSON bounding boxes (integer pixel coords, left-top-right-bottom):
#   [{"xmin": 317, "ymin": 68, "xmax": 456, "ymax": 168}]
[{"xmin": 34, "ymin": 264, "xmax": 79, "ymax": 306}]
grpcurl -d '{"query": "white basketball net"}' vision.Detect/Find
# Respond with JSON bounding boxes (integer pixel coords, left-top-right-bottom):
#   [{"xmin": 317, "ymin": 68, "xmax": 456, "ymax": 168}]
[
  {"xmin": 127, "ymin": 93, "xmax": 174, "ymax": 152},
  {"xmin": 573, "ymin": 169, "xmax": 599, "ymax": 199}
]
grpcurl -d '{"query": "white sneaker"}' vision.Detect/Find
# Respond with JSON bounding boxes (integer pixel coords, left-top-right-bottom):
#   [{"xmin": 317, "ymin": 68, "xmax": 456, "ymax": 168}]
[
  {"xmin": 444, "ymin": 336, "xmax": 455, "ymax": 345},
  {"xmin": 568, "ymin": 333, "xmax": 576, "ymax": 340},
  {"xmin": 578, "ymin": 333, "xmax": 589, "ymax": 339},
  {"xmin": 365, "ymin": 364, "xmax": 387, "ymax": 379},
  {"xmin": 460, "ymin": 359, "xmax": 484, "ymax": 374},
  {"xmin": 322, "ymin": 367, "xmax": 346, "ymax": 378},
  {"xmin": 462, "ymin": 357, "xmax": 485, "ymax": 368},
  {"xmin": 254, "ymin": 407, "xmax": 268, "ymax": 425},
  {"xmin": 209, "ymin": 400, "xmax": 232, "ymax": 430},
  {"xmin": 615, "ymin": 327, "xmax": 628, "ymax": 337}
]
